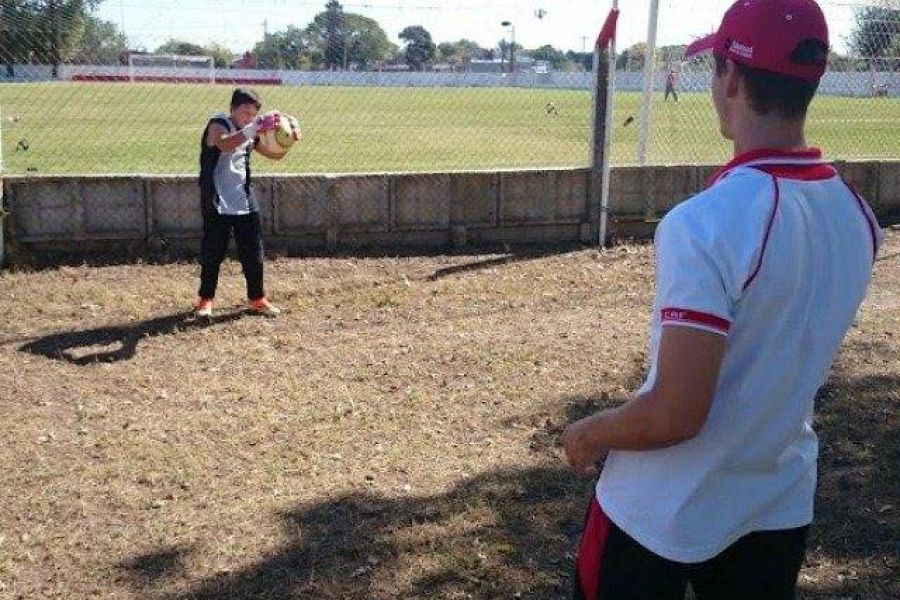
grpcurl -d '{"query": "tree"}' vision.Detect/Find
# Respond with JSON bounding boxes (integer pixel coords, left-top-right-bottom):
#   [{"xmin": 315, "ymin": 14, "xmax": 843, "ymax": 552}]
[
  {"xmin": 657, "ymin": 44, "xmax": 687, "ymax": 68},
  {"xmin": 301, "ymin": 1, "xmax": 394, "ymax": 70},
  {"xmin": 565, "ymin": 50, "xmax": 592, "ymax": 72},
  {"xmin": 343, "ymin": 13, "xmax": 394, "ymax": 69},
  {"xmin": 828, "ymin": 50, "xmax": 862, "ymax": 73},
  {"xmin": 69, "ymin": 15, "xmax": 127, "ymax": 64},
  {"xmin": 154, "ymin": 39, "xmax": 207, "ymax": 57},
  {"xmin": 151, "ymin": 39, "xmax": 232, "ymax": 68},
  {"xmin": 617, "ymin": 43, "xmax": 647, "ymax": 71},
  {"xmin": 497, "ymin": 39, "xmax": 522, "ymax": 72},
  {"xmin": 398, "ymin": 25, "xmax": 435, "ymax": 71},
  {"xmin": 255, "ymin": 8, "xmax": 392, "ymax": 71},
  {"xmin": 531, "ymin": 44, "xmax": 565, "ymax": 70},
  {"xmin": 437, "ymin": 39, "xmax": 482, "ymax": 70},
  {"xmin": 7, "ymin": 1, "xmax": 100, "ymax": 75},
  {"xmin": 851, "ymin": 6, "xmax": 900, "ymax": 61},
  {"xmin": 51, "ymin": 1, "xmax": 105, "ymax": 75},
  {"xmin": 437, "ymin": 42, "xmax": 453, "ymax": 62},
  {"xmin": 253, "ymin": 25, "xmax": 311, "ymax": 70},
  {"xmin": 0, "ymin": 1, "xmax": 107, "ymax": 76},
  {"xmin": 2, "ymin": 1, "xmax": 44, "ymax": 75},
  {"xmin": 204, "ymin": 43, "xmax": 234, "ymax": 69},
  {"xmin": 890, "ymin": 35, "xmax": 900, "ymax": 62},
  {"xmin": 303, "ymin": 0, "xmax": 346, "ymax": 69}
]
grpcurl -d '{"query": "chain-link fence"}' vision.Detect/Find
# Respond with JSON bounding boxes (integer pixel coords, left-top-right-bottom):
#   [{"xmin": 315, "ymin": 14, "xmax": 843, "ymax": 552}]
[
  {"xmin": 0, "ymin": 1, "xmax": 898, "ymax": 251},
  {"xmin": 0, "ymin": 0, "xmax": 603, "ymax": 178},
  {"xmin": 630, "ymin": 0, "xmax": 900, "ymax": 166},
  {"xmin": 0, "ymin": 0, "xmax": 611, "ymax": 250},
  {"xmin": 1, "ymin": 1, "xmax": 897, "ymax": 175}
]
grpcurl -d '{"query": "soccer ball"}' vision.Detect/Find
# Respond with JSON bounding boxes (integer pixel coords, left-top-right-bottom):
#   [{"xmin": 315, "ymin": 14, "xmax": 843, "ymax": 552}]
[{"xmin": 257, "ymin": 111, "xmax": 299, "ymax": 158}]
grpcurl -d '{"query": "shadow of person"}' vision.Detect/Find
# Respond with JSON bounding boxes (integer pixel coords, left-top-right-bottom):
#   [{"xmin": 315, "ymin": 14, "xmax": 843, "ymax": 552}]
[
  {"xmin": 19, "ymin": 309, "xmax": 246, "ymax": 366},
  {"xmin": 118, "ymin": 545, "xmax": 194, "ymax": 587},
  {"xmin": 122, "ymin": 465, "xmax": 587, "ymax": 600},
  {"xmin": 427, "ymin": 246, "xmax": 582, "ymax": 282}
]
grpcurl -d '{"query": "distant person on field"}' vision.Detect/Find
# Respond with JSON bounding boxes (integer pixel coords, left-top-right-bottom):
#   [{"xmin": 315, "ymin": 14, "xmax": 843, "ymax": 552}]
[
  {"xmin": 561, "ymin": 1, "xmax": 882, "ymax": 599},
  {"xmin": 665, "ymin": 69, "xmax": 679, "ymax": 101},
  {"xmin": 194, "ymin": 87, "xmax": 297, "ymax": 318}
]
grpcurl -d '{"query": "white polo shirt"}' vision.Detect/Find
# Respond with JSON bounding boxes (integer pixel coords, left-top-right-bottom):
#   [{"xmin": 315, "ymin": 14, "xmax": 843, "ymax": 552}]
[{"xmin": 597, "ymin": 148, "xmax": 882, "ymax": 563}]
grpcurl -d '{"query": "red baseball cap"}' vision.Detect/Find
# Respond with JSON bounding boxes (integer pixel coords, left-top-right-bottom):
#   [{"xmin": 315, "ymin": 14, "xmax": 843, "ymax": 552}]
[{"xmin": 685, "ymin": 0, "xmax": 829, "ymax": 82}]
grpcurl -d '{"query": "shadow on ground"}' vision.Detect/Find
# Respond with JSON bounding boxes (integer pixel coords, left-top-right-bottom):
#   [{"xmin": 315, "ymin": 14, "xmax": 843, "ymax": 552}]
[
  {"xmin": 805, "ymin": 339, "xmax": 899, "ymax": 598},
  {"xmin": 114, "ymin": 393, "xmax": 613, "ymax": 599},
  {"xmin": 427, "ymin": 247, "xmax": 585, "ymax": 281},
  {"xmin": 7, "ymin": 242, "xmax": 589, "ymax": 272},
  {"xmin": 18, "ymin": 310, "xmax": 245, "ymax": 365},
  {"xmin": 118, "ymin": 465, "xmax": 590, "ymax": 600},
  {"xmin": 119, "ymin": 545, "xmax": 195, "ymax": 587},
  {"xmin": 114, "ymin": 342, "xmax": 898, "ymax": 599}
]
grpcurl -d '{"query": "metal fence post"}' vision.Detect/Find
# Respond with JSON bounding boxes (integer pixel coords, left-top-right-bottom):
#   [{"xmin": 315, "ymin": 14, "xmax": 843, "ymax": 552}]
[
  {"xmin": 0, "ymin": 99, "xmax": 5, "ymax": 267},
  {"xmin": 637, "ymin": 0, "xmax": 660, "ymax": 166},
  {"xmin": 591, "ymin": 2, "xmax": 618, "ymax": 247}
]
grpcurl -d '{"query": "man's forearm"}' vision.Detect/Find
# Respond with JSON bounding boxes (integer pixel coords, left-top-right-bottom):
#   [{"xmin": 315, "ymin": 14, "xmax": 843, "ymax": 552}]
[{"xmin": 581, "ymin": 391, "xmax": 697, "ymax": 453}]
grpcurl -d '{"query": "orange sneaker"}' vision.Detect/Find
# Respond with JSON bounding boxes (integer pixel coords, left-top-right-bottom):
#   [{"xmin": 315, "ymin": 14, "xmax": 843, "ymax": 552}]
[
  {"xmin": 248, "ymin": 297, "xmax": 281, "ymax": 317},
  {"xmin": 193, "ymin": 297, "xmax": 214, "ymax": 318}
]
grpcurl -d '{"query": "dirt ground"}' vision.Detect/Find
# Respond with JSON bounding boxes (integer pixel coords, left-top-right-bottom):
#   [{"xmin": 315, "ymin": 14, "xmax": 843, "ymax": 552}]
[{"xmin": 0, "ymin": 229, "xmax": 897, "ymax": 599}]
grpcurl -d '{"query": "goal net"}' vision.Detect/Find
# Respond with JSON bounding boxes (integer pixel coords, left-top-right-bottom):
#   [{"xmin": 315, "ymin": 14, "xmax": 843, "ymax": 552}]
[{"xmin": 126, "ymin": 53, "xmax": 215, "ymax": 84}]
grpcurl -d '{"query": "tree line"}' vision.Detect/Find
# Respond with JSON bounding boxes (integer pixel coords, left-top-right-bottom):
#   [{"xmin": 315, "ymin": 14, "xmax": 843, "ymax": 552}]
[{"xmin": 1, "ymin": 1, "xmax": 898, "ymax": 76}]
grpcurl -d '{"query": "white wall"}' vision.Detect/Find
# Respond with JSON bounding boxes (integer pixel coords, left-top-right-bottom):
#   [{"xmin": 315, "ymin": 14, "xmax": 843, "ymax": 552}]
[{"xmin": 1, "ymin": 63, "xmax": 898, "ymax": 97}]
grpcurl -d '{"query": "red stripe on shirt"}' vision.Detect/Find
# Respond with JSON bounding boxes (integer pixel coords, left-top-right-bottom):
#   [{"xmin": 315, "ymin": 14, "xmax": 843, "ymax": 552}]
[
  {"xmin": 742, "ymin": 175, "xmax": 781, "ymax": 291},
  {"xmin": 661, "ymin": 308, "xmax": 731, "ymax": 333},
  {"xmin": 841, "ymin": 180, "xmax": 880, "ymax": 263}
]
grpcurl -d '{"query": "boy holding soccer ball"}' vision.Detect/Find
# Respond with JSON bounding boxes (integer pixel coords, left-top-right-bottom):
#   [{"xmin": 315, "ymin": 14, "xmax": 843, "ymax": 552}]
[{"xmin": 194, "ymin": 87, "xmax": 300, "ymax": 318}]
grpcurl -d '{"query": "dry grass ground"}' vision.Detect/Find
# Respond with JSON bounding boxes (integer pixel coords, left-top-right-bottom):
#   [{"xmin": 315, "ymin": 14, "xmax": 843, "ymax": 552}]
[{"xmin": 0, "ymin": 230, "xmax": 897, "ymax": 599}]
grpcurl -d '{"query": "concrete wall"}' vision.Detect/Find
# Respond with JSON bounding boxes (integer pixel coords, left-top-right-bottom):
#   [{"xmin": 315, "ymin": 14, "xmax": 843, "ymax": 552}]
[{"xmin": 2, "ymin": 162, "xmax": 898, "ymax": 261}]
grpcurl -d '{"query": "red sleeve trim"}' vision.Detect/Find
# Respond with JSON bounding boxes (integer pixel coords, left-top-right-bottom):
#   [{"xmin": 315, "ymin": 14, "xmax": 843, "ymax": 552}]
[{"xmin": 661, "ymin": 308, "xmax": 731, "ymax": 334}]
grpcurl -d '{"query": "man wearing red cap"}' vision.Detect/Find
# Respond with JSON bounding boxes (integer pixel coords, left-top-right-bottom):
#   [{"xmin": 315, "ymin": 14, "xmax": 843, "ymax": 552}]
[{"xmin": 561, "ymin": 1, "xmax": 883, "ymax": 598}]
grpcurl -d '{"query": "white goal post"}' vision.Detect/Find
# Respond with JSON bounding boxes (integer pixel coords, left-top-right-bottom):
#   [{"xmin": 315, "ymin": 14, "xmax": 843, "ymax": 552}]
[{"xmin": 127, "ymin": 53, "xmax": 216, "ymax": 83}]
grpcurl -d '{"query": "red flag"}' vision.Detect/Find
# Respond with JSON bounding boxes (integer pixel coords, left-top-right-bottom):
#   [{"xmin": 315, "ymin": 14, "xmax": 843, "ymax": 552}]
[{"xmin": 596, "ymin": 8, "xmax": 620, "ymax": 49}]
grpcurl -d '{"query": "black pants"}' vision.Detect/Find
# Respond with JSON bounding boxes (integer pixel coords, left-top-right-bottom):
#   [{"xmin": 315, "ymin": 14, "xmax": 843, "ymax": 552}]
[
  {"xmin": 574, "ymin": 501, "xmax": 809, "ymax": 600},
  {"xmin": 665, "ymin": 85, "xmax": 678, "ymax": 102},
  {"xmin": 198, "ymin": 210, "xmax": 265, "ymax": 301}
]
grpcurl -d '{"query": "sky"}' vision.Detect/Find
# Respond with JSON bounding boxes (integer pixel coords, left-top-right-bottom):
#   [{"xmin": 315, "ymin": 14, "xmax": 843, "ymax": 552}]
[{"xmin": 94, "ymin": 0, "xmax": 857, "ymax": 57}]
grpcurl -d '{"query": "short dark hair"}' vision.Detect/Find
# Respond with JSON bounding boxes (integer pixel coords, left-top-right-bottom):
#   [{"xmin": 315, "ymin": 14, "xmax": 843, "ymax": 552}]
[
  {"xmin": 714, "ymin": 39, "xmax": 827, "ymax": 120},
  {"xmin": 231, "ymin": 87, "xmax": 262, "ymax": 110}
]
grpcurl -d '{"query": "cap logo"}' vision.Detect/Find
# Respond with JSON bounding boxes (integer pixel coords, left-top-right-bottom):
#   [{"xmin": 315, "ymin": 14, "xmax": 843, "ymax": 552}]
[{"xmin": 729, "ymin": 40, "xmax": 754, "ymax": 59}]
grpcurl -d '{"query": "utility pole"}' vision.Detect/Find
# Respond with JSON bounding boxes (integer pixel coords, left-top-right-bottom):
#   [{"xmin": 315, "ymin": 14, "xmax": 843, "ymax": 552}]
[
  {"xmin": 511, "ymin": 24, "xmax": 516, "ymax": 73},
  {"xmin": 501, "ymin": 21, "xmax": 515, "ymax": 74},
  {"xmin": 49, "ymin": 0, "xmax": 61, "ymax": 79}
]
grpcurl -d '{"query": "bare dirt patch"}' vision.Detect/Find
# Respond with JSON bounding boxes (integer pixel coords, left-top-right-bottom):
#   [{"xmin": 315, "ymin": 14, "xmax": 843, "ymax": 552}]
[{"xmin": 1, "ymin": 230, "xmax": 897, "ymax": 599}]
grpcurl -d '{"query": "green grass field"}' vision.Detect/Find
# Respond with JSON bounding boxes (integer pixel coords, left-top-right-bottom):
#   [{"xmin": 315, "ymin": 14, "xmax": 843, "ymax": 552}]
[{"xmin": 1, "ymin": 82, "xmax": 898, "ymax": 175}]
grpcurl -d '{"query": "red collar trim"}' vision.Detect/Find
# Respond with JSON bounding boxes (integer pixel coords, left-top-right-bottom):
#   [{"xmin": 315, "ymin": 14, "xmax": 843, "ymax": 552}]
[
  {"xmin": 707, "ymin": 147, "xmax": 825, "ymax": 187},
  {"xmin": 751, "ymin": 163, "xmax": 837, "ymax": 181}
]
